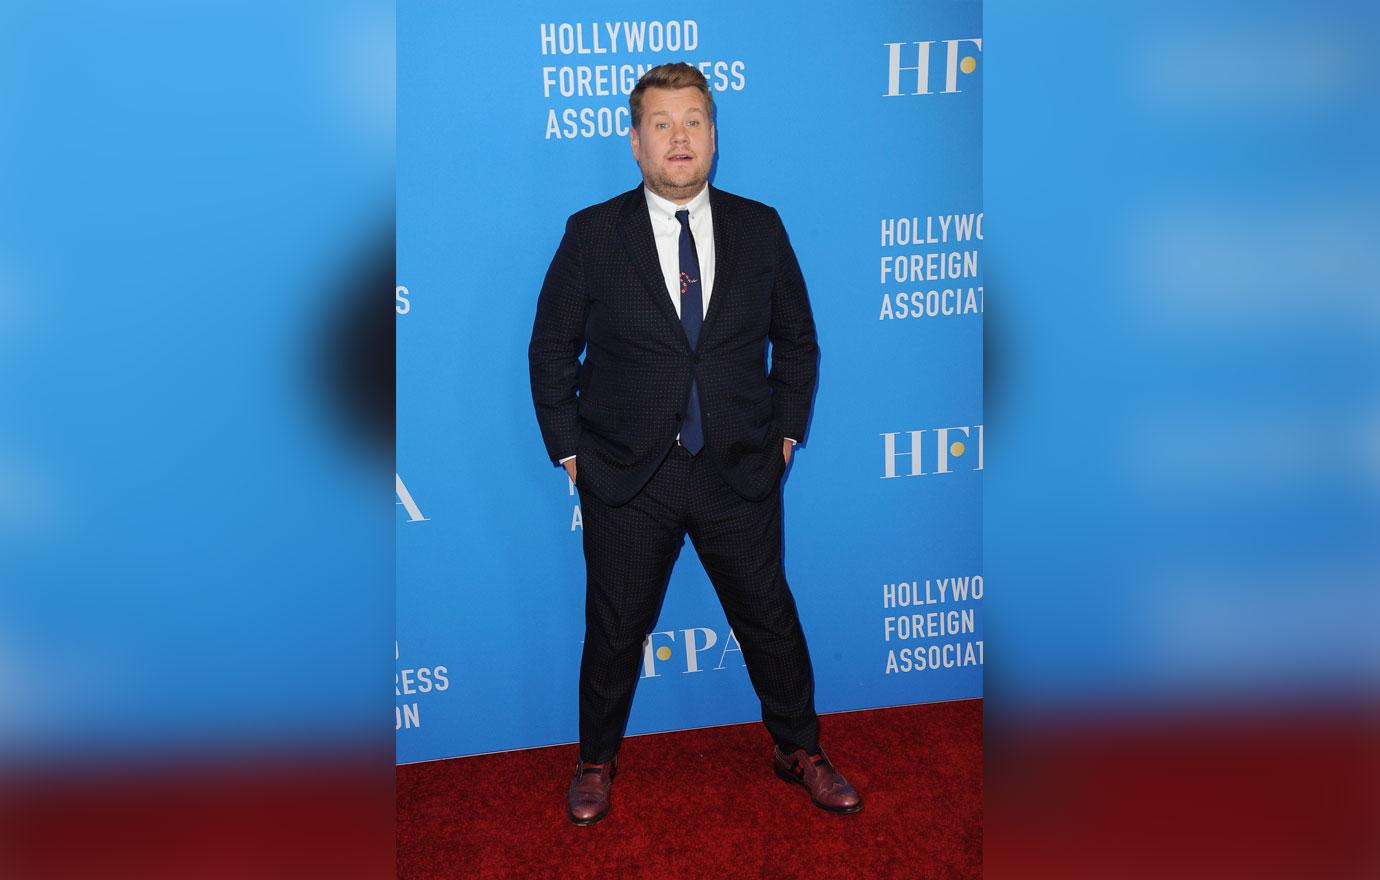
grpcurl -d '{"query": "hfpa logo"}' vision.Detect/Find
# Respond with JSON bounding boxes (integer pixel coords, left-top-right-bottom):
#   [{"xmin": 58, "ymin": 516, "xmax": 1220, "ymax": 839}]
[
  {"xmin": 883, "ymin": 38, "xmax": 982, "ymax": 96},
  {"xmin": 396, "ymin": 473, "xmax": 428, "ymax": 522},
  {"xmin": 881, "ymin": 424, "xmax": 984, "ymax": 478},
  {"xmin": 640, "ymin": 626, "xmax": 747, "ymax": 678}
]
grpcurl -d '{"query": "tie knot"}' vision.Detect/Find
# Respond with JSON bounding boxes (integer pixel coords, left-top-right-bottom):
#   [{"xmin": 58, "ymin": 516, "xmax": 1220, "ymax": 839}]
[{"xmin": 675, "ymin": 209, "xmax": 691, "ymax": 227}]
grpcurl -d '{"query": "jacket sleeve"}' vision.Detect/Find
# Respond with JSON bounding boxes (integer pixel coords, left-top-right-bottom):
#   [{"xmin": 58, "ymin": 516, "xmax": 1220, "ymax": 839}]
[
  {"xmin": 766, "ymin": 209, "xmax": 820, "ymax": 443},
  {"xmin": 528, "ymin": 215, "xmax": 587, "ymax": 463}
]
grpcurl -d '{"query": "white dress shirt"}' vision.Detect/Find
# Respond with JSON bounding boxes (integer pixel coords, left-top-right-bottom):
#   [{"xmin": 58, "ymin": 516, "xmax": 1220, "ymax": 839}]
[{"xmin": 643, "ymin": 184, "xmax": 714, "ymax": 318}]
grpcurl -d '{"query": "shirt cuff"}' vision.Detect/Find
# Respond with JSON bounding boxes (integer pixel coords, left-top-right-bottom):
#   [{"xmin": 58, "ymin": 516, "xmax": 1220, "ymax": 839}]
[
  {"xmin": 558, "ymin": 454, "xmax": 576, "ymax": 464},
  {"xmin": 784, "ymin": 438, "xmax": 798, "ymax": 445}
]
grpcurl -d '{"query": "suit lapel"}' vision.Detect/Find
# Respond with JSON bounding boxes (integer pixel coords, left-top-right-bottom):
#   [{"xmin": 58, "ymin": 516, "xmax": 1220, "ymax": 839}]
[
  {"xmin": 698, "ymin": 186, "xmax": 736, "ymax": 351},
  {"xmin": 619, "ymin": 185, "xmax": 691, "ymax": 352}
]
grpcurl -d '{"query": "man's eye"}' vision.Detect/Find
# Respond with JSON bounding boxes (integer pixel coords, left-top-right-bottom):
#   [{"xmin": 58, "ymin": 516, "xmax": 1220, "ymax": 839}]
[
  {"xmin": 657, "ymin": 122, "xmax": 669, "ymax": 129},
  {"xmin": 687, "ymin": 120, "xmax": 699, "ymax": 126}
]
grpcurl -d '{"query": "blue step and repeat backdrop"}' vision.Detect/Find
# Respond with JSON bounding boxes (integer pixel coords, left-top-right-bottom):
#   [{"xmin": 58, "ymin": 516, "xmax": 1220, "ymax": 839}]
[{"xmin": 397, "ymin": 0, "xmax": 982, "ymax": 764}]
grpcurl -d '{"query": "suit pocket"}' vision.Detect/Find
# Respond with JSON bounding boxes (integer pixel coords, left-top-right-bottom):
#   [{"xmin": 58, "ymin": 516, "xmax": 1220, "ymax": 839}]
[{"xmin": 745, "ymin": 265, "xmax": 774, "ymax": 286}]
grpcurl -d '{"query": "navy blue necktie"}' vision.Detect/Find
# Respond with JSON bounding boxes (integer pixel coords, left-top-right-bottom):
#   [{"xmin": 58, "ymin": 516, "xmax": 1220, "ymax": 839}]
[{"xmin": 675, "ymin": 209, "xmax": 705, "ymax": 454}]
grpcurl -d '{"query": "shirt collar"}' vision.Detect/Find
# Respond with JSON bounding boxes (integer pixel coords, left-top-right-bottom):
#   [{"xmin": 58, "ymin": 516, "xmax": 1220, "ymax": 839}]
[{"xmin": 643, "ymin": 183, "xmax": 710, "ymax": 221}]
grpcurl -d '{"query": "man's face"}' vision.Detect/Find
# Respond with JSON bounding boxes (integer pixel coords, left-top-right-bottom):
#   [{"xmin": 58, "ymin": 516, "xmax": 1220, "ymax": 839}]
[{"xmin": 630, "ymin": 86, "xmax": 716, "ymax": 202}]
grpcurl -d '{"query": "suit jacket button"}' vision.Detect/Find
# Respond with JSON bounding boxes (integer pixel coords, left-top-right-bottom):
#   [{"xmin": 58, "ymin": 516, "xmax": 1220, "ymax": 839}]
[
  {"xmin": 692, "ymin": 354, "xmax": 701, "ymax": 364},
  {"xmin": 674, "ymin": 412, "xmax": 682, "ymax": 421}
]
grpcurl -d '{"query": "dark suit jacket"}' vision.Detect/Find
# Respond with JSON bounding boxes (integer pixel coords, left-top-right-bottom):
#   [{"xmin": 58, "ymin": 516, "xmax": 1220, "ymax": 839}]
[{"xmin": 528, "ymin": 184, "xmax": 819, "ymax": 506}]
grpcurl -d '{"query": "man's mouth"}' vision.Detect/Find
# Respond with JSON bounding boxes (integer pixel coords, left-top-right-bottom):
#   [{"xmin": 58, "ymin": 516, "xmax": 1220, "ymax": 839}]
[{"xmin": 666, "ymin": 153, "xmax": 694, "ymax": 163}]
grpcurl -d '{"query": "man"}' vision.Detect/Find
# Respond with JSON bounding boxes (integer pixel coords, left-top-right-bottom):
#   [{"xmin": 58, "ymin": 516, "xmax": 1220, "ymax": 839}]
[{"xmin": 528, "ymin": 63, "xmax": 860, "ymax": 826}]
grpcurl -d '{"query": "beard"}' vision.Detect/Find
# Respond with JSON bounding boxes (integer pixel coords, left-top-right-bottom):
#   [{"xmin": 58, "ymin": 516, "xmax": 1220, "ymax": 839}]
[{"xmin": 642, "ymin": 159, "xmax": 710, "ymax": 203}]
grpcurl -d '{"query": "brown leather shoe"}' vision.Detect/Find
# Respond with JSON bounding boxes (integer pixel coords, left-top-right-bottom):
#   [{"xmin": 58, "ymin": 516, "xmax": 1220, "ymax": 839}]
[
  {"xmin": 566, "ymin": 757, "xmax": 616, "ymax": 825},
  {"xmin": 773, "ymin": 747, "xmax": 862, "ymax": 814}
]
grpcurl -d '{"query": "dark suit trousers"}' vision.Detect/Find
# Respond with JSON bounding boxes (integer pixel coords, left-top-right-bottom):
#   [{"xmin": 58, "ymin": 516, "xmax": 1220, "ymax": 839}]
[{"xmin": 576, "ymin": 444, "xmax": 820, "ymax": 764}]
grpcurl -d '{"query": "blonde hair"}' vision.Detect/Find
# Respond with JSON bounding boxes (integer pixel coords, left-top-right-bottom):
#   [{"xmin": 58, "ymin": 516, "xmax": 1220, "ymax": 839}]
[{"xmin": 629, "ymin": 62, "xmax": 715, "ymax": 129}]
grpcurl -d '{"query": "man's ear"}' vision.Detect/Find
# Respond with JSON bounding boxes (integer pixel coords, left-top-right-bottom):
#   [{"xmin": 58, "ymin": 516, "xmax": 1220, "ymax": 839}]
[{"xmin": 629, "ymin": 126, "xmax": 641, "ymax": 162}]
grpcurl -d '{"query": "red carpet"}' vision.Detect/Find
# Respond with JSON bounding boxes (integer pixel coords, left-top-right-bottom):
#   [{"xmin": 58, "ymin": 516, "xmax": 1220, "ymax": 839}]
[{"xmin": 396, "ymin": 698, "xmax": 982, "ymax": 879}]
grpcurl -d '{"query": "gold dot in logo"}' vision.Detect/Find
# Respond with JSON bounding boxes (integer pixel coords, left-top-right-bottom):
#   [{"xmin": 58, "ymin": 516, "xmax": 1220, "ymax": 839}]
[
  {"xmin": 656, "ymin": 646, "xmax": 672, "ymax": 661},
  {"xmin": 960, "ymin": 56, "xmax": 977, "ymax": 75},
  {"xmin": 950, "ymin": 441, "xmax": 966, "ymax": 457}
]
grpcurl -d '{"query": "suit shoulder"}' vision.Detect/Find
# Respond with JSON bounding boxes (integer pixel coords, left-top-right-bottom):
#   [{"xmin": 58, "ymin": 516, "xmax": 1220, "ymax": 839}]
[
  {"xmin": 567, "ymin": 187, "xmax": 640, "ymax": 228},
  {"xmin": 711, "ymin": 187, "xmax": 785, "ymax": 226}
]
